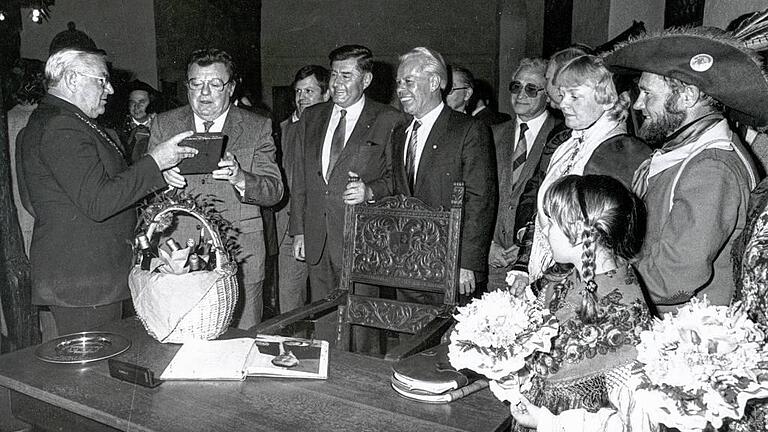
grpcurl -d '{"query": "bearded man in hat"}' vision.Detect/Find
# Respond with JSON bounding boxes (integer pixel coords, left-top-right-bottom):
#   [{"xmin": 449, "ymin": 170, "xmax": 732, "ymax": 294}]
[{"xmin": 606, "ymin": 27, "xmax": 766, "ymax": 314}]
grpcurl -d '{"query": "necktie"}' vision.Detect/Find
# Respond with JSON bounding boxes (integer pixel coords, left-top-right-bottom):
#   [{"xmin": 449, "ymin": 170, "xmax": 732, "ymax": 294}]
[
  {"xmin": 326, "ymin": 109, "xmax": 347, "ymax": 181},
  {"xmin": 511, "ymin": 123, "xmax": 528, "ymax": 186},
  {"xmin": 203, "ymin": 120, "xmax": 214, "ymax": 133},
  {"xmin": 405, "ymin": 120, "xmax": 421, "ymax": 191}
]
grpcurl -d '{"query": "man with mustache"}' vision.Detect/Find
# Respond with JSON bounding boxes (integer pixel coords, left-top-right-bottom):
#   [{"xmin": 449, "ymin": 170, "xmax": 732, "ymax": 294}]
[
  {"xmin": 17, "ymin": 48, "xmax": 197, "ymax": 334},
  {"xmin": 607, "ymin": 28, "xmax": 765, "ymax": 313},
  {"xmin": 392, "ymin": 47, "xmax": 497, "ymax": 301}
]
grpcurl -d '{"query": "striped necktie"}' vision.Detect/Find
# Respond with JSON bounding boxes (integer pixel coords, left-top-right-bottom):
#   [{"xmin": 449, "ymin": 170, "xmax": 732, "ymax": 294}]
[
  {"xmin": 511, "ymin": 122, "xmax": 528, "ymax": 186},
  {"xmin": 203, "ymin": 121, "xmax": 214, "ymax": 133},
  {"xmin": 405, "ymin": 120, "xmax": 421, "ymax": 191}
]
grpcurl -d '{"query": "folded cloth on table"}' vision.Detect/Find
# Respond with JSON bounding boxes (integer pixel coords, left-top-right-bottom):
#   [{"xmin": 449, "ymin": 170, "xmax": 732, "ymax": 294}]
[{"xmin": 129, "ymin": 267, "xmax": 220, "ymax": 341}]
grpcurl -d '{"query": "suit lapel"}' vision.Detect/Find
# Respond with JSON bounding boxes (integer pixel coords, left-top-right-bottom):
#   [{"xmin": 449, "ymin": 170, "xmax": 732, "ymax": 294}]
[
  {"xmin": 312, "ymin": 102, "xmax": 334, "ymax": 163},
  {"xmin": 222, "ymin": 108, "xmax": 244, "ymax": 154},
  {"xmin": 415, "ymin": 106, "xmax": 450, "ymax": 192},
  {"xmin": 392, "ymin": 120, "xmax": 410, "ymax": 194},
  {"xmin": 333, "ymin": 100, "xmax": 376, "ymax": 172},
  {"xmin": 510, "ymin": 113, "xmax": 556, "ymax": 197}
]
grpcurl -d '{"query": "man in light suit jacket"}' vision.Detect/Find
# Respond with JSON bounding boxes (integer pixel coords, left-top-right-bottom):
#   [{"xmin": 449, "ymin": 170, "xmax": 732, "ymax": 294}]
[
  {"xmin": 149, "ymin": 49, "xmax": 283, "ymax": 329},
  {"xmin": 392, "ymin": 47, "xmax": 498, "ymax": 301},
  {"xmin": 489, "ymin": 57, "xmax": 565, "ymax": 290},
  {"xmin": 274, "ymin": 65, "xmax": 330, "ymax": 312},
  {"xmin": 17, "ymin": 48, "xmax": 197, "ymax": 335},
  {"xmin": 290, "ymin": 45, "xmax": 403, "ymax": 302}
]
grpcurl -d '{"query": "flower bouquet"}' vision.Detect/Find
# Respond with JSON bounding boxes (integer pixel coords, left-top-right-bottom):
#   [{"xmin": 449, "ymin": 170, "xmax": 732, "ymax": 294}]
[
  {"xmin": 634, "ymin": 297, "xmax": 768, "ymax": 432},
  {"xmin": 447, "ymin": 288, "xmax": 558, "ymax": 381}
]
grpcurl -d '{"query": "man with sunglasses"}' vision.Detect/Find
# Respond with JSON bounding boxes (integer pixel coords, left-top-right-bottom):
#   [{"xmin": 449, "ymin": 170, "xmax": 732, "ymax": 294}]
[
  {"xmin": 17, "ymin": 48, "xmax": 198, "ymax": 335},
  {"xmin": 149, "ymin": 48, "xmax": 283, "ymax": 329},
  {"xmin": 488, "ymin": 57, "xmax": 565, "ymax": 291}
]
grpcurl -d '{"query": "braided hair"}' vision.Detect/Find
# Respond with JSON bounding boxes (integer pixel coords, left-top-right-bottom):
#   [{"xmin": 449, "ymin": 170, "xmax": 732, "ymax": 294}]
[{"xmin": 543, "ymin": 175, "xmax": 646, "ymax": 323}]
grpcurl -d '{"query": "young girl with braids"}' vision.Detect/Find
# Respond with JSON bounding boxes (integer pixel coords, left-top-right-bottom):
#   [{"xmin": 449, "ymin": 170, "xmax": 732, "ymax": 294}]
[{"xmin": 491, "ymin": 174, "xmax": 656, "ymax": 432}]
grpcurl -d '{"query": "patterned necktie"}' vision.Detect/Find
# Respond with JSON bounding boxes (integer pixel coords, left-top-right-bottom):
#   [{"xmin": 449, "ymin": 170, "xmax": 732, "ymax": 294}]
[
  {"xmin": 511, "ymin": 122, "xmax": 528, "ymax": 186},
  {"xmin": 326, "ymin": 109, "xmax": 347, "ymax": 181},
  {"xmin": 203, "ymin": 120, "xmax": 214, "ymax": 133},
  {"xmin": 405, "ymin": 120, "xmax": 422, "ymax": 191}
]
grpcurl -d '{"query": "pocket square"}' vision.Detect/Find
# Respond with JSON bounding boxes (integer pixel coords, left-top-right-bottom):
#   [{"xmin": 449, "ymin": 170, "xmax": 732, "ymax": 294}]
[{"xmin": 365, "ymin": 141, "xmax": 380, "ymax": 146}]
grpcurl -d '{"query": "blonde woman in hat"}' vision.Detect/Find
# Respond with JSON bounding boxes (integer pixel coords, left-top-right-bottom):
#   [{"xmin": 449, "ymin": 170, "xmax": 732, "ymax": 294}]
[
  {"xmin": 527, "ymin": 55, "xmax": 650, "ymax": 282},
  {"xmin": 606, "ymin": 27, "xmax": 761, "ymax": 315}
]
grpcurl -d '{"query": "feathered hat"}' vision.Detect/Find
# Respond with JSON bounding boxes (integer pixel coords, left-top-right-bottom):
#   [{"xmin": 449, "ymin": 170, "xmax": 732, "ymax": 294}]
[{"xmin": 604, "ymin": 26, "xmax": 768, "ymax": 127}]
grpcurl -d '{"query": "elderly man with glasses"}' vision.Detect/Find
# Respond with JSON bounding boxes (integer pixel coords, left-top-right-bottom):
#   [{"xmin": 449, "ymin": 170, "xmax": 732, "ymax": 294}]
[
  {"xmin": 16, "ymin": 48, "xmax": 198, "ymax": 335},
  {"xmin": 487, "ymin": 57, "xmax": 566, "ymax": 291},
  {"xmin": 149, "ymin": 48, "xmax": 283, "ymax": 329}
]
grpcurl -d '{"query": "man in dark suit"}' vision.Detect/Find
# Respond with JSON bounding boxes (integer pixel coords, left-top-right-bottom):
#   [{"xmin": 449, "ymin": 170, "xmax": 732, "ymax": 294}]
[
  {"xmin": 489, "ymin": 57, "xmax": 564, "ymax": 290},
  {"xmin": 275, "ymin": 65, "xmax": 330, "ymax": 312},
  {"xmin": 17, "ymin": 48, "xmax": 197, "ymax": 335},
  {"xmin": 392, "ymin": 47, "xmax": 498, "ymax": 300},
  {"xmin": 290, "ymin": 45, "xmax": 402, "ymax": 302},
  {"xmin": 149, "ymin": 48, "xmax": 283, "ymax": 329}
]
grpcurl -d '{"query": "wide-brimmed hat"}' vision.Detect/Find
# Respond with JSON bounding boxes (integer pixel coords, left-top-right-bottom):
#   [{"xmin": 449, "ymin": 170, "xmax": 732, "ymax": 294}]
[{"xmin": 604, "ymin": 27, "xmax": 768, "ymax": 127}]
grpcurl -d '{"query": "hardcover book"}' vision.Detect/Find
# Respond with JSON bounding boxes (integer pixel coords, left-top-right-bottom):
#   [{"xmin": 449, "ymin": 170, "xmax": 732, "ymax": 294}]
[{"xmin": 160, "ymin": 335, "xmax": 329, "ymax": 381}]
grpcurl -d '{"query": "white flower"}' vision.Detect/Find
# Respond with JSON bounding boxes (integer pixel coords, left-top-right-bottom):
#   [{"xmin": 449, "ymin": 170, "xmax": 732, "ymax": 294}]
[
  {"xmin": 636, "ymin": 297, "xmax": 768, "ymax": 432},
  {"xmin": 447, "ymin": 290, "xmax": 558, "ymax": 381}
]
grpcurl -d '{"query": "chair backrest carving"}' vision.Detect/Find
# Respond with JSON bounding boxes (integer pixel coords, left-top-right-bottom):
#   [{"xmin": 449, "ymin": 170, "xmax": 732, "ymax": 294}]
[{"xmin": 336, "ymin": 183, "xmax": 464, "ymax": 346}]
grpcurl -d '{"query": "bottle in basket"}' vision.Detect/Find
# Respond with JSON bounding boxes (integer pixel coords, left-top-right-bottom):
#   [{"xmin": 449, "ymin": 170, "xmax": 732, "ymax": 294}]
[
  {"xmin": 137, "ymin": 234, "xmax": 156, "ymax": 271},
  {"xmin": 184, "ymin": 238, "xmax": 197, "ymax": 269},
  {"xmin": 165, "ymin": 238, "xmax": 181, "ymax": 252},
  {"xmin": 205, "ymin": 241, "xmax": 217, "ymax": 270},
  {"xmin": 188, "ymin": 254, "xmax": 202, "ymax": 272}
]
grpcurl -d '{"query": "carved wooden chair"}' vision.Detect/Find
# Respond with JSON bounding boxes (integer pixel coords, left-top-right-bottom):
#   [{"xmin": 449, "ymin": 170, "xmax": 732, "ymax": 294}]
[{"xmin": 256, "ymin": 183, "xmax": 464, "ymax": 361}]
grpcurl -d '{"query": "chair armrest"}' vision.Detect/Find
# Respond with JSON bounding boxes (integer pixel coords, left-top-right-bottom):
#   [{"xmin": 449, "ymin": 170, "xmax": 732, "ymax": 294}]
[
  {"xmin": 384, "ymin": 316, "xmax": 455, "ymax": 362},
  {"xmin": 254, "ymin": 295, "xmax": 345, "ymax": 335}
]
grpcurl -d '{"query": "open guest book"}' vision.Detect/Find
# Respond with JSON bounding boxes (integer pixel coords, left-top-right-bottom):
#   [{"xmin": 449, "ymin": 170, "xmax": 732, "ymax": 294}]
[{"xmin": 160, "ymin": 335, "xmax": 329, "ymax": 380}]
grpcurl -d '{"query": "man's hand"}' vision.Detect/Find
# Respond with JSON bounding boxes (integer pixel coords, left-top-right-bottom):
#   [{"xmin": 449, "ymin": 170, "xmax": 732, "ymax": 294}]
[
  {"xmin": 162, "ymin": 167, "xmax": 187, "ymax": 188},
  {"xmin": 459, "ymin": 268, "xmax": 476, "ymax": 295},
  {"xmin": 489, "ymin": 242, "xmax": 506, "ymax": 268},
  {"xmin": 293, "ymin": 234, "xmax": 306, "ymax": 261},
  {"xmin": 343, "ymin": 171, "xmax": 371, "ymax": 205},
  {"xmin": 212, "ymin": 152, "xmax": 246, "ymax": 188},
  {"xmin": 148, "ymin": 131, "xmax": 197, "ymax": 170},
  {"xmin": 490, "ymin": 242, "xmax": 520, "ymax": 268}
]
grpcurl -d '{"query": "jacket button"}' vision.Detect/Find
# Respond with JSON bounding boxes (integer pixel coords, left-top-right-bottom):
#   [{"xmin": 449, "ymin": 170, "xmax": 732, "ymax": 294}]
[{"xmin": 201, "ymin": 179, "xmax": 206, "ymax": 184}]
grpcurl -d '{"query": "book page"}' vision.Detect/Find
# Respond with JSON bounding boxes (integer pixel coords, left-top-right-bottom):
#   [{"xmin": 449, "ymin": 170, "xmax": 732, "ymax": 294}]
[
  {"xmin": 245, "ymin": 335, "xmax": 329, "ymax": 380},
  {"xmin": 160, "ymin": 338, "xmax": 255, "ymax": 380}
]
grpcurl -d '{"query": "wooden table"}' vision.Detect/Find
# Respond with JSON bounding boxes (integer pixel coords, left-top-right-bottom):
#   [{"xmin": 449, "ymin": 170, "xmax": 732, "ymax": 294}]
[{"xmin": 0, "ymin": 318, "xmax": 510, "ymax": 432}]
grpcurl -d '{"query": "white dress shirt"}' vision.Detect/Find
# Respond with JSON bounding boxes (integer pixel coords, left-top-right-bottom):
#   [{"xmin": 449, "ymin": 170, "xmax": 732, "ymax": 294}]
[
  {"xmin": 404, "ymin": 102, "xmax": 444, "ymax": 181},
  {"xmin": 322, "ymin": 96, "xmax": 366, "ymax": 180},
  {"xmin": 193, "ymin": 109, "xmax": 229, "ymax": 133},
  {"xmin": 515, "ymin": 110, "xmax": 549, "ymax": 156}
]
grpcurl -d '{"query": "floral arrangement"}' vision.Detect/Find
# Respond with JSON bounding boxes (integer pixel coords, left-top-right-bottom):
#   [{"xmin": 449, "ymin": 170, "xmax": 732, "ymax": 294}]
[
  {"xmin": 634, "ymin": 297, "xmax": 768, "ymax": 432},
  {"xmin": 447, "ymin": 288, "xmax": 558, "ymax": 381}
]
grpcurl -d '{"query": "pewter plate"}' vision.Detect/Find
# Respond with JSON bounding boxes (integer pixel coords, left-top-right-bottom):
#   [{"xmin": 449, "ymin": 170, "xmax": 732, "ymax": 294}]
[{"xmin": 35, "ymin": 332, "xmax": 131, "ymax": 364}]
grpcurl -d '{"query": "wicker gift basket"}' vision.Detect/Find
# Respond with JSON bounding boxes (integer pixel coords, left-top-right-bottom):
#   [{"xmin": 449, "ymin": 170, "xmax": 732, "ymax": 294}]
[{"xmin": 128, "ymin": 195, "xmax": 239, "ymax": 343}]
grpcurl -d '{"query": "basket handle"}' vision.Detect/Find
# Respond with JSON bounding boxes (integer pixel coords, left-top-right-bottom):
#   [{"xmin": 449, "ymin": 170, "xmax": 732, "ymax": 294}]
[{"xmin": 145, "ymin": 206, "xmax": 229, "ymax": 272}]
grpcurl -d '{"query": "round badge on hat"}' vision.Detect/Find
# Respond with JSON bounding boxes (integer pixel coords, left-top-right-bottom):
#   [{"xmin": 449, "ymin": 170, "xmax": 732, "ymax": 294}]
[{"xmin": 689, "ymin": 54, "xmax": 713, "ymax": 72}]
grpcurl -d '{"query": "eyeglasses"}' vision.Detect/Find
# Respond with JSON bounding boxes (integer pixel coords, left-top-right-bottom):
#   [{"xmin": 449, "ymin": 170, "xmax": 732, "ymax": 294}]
[
  {"xmin": 75, "ymin": 71, "xmax": 110, "ymax": 89},
  {"xmin": 509, "ymin": 81, "xmax": 545, "ymax": 98},
  {"xmin": 186, "ymin": 78, "xmax": 232, "ymax": 92},
  {"xmin": 449, "ymin": 86, "xmax": 470, "ymax": 93}
]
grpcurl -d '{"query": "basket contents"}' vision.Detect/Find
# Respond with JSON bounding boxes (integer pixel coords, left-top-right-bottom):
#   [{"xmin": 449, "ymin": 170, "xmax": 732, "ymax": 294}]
[{"xmin": 129, "ymin": 194, "xmax": 239, "ymax": 344}]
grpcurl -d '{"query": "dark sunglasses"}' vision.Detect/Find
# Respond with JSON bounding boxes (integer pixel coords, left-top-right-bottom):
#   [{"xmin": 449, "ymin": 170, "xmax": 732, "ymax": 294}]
[{"xmin": 509, "ymin": 81, "xmax": 545, "ymax": 98}]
